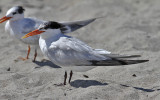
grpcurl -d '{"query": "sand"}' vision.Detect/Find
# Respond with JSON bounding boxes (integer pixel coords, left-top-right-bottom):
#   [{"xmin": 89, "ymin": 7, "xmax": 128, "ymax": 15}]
[{"xmin": 0, "ymin": 0, "xmax": 159, "ymax": 100}]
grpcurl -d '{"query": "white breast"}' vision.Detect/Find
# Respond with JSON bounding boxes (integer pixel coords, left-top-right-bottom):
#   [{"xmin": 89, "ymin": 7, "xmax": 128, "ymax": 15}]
[
  {"xmin": 39, "ymin": 36, "xmax": 49, "ymax": 57},
  {"xmin": 6, "ymin": 18, "xmax": 41, "ymax": 45}
]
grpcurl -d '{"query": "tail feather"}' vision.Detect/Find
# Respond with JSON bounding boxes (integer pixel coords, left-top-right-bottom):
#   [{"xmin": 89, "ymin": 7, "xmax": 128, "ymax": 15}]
[
  {"xmin": 103, "ymin": 54, "xmax": 141, "ymax": 58},
  {"xmin": 94, "ymin": 49, "xmax": 141, "ymax": 59},
  {"xmin": 88, "ymin": 59, "xmax": 149, "ymax": 66}
]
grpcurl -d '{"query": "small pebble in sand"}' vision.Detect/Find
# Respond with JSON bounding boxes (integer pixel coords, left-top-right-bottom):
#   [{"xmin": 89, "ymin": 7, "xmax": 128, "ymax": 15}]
[
  {"xmin": 7, "ymin": 67, "xmax": 10, "ymax": 71},
  {"xmin": 83, "ymin": 75, "xmax": 89, "ymax": 78},
  {"xmin": 132, "ymin": 74, "xmax": 137, "ymax": 77},
  {"xmin": 14, "ymin": 59, "xmax": 19, "ymax": 63}
]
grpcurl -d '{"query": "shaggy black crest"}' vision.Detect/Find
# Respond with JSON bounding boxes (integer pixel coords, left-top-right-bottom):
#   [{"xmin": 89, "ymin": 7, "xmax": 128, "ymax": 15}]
[
  {"xmin": 43, "ymin": 21, "xmax": 62, "ymax": 29},
  {"xmin": 16, "ymin": 6, "xmax": 25, "ymax": 14}
]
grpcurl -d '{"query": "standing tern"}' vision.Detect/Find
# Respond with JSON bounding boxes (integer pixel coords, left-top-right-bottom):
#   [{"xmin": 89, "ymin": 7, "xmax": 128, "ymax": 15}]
[
  {"xmin": 22, "ymin": 21, "xmax": 149, "ymax": 85},
  {"xmin": 0, "ymin": 6, "xmax": 99, "ymax": 61}
]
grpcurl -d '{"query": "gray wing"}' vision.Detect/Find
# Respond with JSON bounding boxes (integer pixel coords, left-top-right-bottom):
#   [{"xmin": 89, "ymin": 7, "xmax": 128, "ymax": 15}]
[
  {"xmin": 48, "ymin": 37, "xmax": 108, "ymax": 66},
  {"xmin": 59, "ymin": 17, "xmax": 102, "ymax": 34},
  {"xmin": 20, "ymin": 18, "xmax": 43, "ymax": 44},
  {"xmin": 21, "ymin": 18, "xmax": 43, "ymax": 34}
]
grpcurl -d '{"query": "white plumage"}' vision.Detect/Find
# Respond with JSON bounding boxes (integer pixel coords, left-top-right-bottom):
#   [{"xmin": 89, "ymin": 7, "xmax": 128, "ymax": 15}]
[
  {"xmin": 22, "ymin": 21, "xmax": 148, "ymax": 85},
  {"xmin": 39, "ymin": 33, "xmax": 111, "ymax": 66},
  {"xmin": 23, "ymin": 21, "xmax": 148, "ymax": 68},
  {"xmin": 0, "ymin": 6, "xmax": 99, "ymax": 61},
  {"xmin": 5, "ymin": 18, "xmax": 41, "ymax": 44}
]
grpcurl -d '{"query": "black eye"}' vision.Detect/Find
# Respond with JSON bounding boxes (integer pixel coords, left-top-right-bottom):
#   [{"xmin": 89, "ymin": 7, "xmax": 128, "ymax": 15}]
[
  {"xmin": 12, "ymin": 12, "xmax": 17, "ymax": 15},
  {"xmin": 39, "ymin": 28, "xmax": 43, "ymax": 30}
]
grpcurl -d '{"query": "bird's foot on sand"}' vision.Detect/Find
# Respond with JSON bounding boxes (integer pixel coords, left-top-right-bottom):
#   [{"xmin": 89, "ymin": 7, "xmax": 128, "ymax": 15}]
[
  {"xmin": 54, "ymin": 83, "xmax": 66, "ymax": 86},
  {"xmin": 17, "ymin": 56, "xmax": 29, "ymax": 61}
]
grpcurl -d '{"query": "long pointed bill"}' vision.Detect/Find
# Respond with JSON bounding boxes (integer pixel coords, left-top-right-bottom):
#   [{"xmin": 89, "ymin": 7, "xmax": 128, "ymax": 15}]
[
  {"xmin": 22, "ymin": 29, "xmax": 45, "ymax": 39},
  {"xmin": 0, "ymin": 16, "xmax": 12, "ymax": 23}
]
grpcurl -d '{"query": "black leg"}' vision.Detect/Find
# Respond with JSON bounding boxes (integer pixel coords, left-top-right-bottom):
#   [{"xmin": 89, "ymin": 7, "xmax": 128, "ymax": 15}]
[
  {"xmin": 69, "ymin": 70, "xmax": 73, "ymax": 83},
  {"xmin": 33, "ymin": 49, "xmax": 37, "ymax": 62},
  {"xmin": 64, "ymin": 71, "xmax": 67, "ymax": 85}
]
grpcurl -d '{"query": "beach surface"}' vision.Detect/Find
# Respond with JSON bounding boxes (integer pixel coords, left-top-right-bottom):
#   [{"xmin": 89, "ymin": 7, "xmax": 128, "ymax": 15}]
[{"xmin": 0, "ymin": 0, "xmax": 159, "ymax": 100}]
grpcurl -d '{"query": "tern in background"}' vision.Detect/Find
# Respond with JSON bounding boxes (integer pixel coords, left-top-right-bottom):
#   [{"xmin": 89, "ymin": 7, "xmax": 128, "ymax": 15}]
[
  {"xmin": 22, "ymin": 21, "xmax": 149, "ymax": 85},
  {"xmin": 0, "ymin": 6, "xmax": 99, "ymax": 61}
]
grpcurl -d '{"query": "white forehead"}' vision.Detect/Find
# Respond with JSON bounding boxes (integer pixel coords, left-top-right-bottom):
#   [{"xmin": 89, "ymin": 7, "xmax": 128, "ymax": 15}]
[
  {"xmin": 39, "ymin": 22, "xmax": 47, "ymax": 29},
  {"xmin": 39, "ymin": 24, "xmax": 45, "ymax": 29},
  {"xmin": 6, "ymin": 7, "xmax": 18, "ymax": 15}
]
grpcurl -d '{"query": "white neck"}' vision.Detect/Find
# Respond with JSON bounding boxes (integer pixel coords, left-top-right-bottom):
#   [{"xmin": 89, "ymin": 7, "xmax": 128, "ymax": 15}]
[{"xmin": 40, "ymin": 29, "xmax": 62, "ymax": 40}]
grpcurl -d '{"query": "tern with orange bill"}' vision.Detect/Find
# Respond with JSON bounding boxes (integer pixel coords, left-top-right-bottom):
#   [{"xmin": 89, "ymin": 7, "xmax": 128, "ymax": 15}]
[
  {"xmin": 22, "ymin": 21, "xmax": 149, "ymax": 85},
  {"xmin": 0, "ymin": 6, "xmax": 99, "ymax": 61}
]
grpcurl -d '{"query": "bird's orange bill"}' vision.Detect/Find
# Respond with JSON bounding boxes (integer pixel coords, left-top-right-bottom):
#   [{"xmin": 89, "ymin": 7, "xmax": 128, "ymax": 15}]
[
  {"xmin": 0, "ymin": 16, "xmax": 12, "ymax": 23},
  {"xmin": 22, "ymin": 29, "xmax": 45, "ymax": 39}
]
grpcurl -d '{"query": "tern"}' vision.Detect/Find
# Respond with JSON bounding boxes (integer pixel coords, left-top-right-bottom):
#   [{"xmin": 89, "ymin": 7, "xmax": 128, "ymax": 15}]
[
  {"xmin": 22, "ymin": 21, "xmax": 149, "ymax": 85},
  {"xmin": 0, "ymin": 6, "xmax": 99, "ymax": 61}
]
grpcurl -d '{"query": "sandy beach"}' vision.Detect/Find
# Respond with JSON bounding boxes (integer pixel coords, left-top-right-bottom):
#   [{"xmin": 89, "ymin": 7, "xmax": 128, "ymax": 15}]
[{"xmin": 0, "ymin": 0, "xmax": 159, "ymax": 100}]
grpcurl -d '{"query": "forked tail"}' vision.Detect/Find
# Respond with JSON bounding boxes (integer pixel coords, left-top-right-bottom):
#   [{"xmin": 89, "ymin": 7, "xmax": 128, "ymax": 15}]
[{"xmin": 88, "ymin": 59, "xmax": 149, "ymax": 66}]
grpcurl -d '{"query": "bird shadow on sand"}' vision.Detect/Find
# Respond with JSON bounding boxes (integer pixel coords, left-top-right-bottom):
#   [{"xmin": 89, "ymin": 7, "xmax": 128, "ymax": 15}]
[
  {"xmin": 70, "ymin": 79, "xmax": 108, "ymax": 88},
  {"xmin": 120, "ymin": 84, "xmax": 158, "ymax": 92},
  {"xmin": 70, "ymin": 80, "xmax": 160, "ymax": 91},
  {"xmin": 33, "ymin": 59, "xmax": 61, "ymax": 68}
]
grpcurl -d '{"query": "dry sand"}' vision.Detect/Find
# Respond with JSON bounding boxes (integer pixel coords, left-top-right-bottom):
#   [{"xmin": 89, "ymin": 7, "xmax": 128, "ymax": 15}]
[{"xmin": 0, "ymin": 0, "xmax": 159, "ymax": 100}]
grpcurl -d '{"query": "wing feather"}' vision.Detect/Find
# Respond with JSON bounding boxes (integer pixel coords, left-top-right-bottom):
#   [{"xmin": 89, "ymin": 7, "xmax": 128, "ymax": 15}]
[
  {"xmin": 59, "ymin": 17, "xmax": 102, "ymax": 34},
  {"xmin": 48, "ymin": 37, "xmax": 108, "ymax": 65}
]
